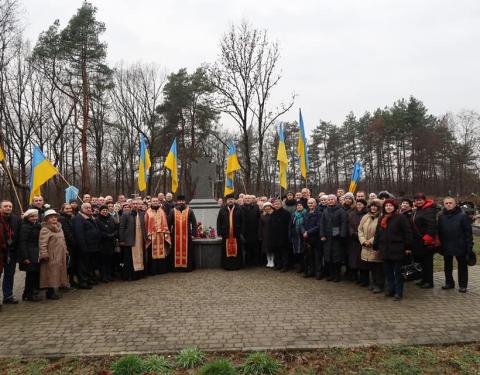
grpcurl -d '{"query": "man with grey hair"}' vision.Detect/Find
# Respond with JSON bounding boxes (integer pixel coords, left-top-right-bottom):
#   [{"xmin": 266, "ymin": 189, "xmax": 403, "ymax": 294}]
[
  {"xmin": 163, "ymin": 192, "xmax": 175, "ymax": 215},
  {"xmin": 1, "ymin": 200, "xmax": 20, "ymax": 304},
  {"xmin": 72, "ymin": 203, "xmax": 101, "ymax": 289}
]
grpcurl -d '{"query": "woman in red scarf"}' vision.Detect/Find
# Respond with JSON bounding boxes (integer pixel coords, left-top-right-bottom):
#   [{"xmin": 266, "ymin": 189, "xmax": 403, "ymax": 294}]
[{"xmin": 373, "ymin": 199, "xmax": 413, "ymax": 300}]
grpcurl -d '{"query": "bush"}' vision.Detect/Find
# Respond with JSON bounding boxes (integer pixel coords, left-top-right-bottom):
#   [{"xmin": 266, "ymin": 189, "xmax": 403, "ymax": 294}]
[
  {"xmin": 143, "ymin": 355, "xmax": 174, "ymax": 374},
  {"xmin": 175, "ymin": 347, "xmax": 206, "ymax": 369},
  {"xmin": 199, "ymin": 359, "xmax": 238, "ymax": 375},
  {"xmin": 239, "ymin": 352, "xmax": 281, "ymax": 375},
  {"xmin": 110, "ymin": 355, "xmax": 145, "ymax": 375}
]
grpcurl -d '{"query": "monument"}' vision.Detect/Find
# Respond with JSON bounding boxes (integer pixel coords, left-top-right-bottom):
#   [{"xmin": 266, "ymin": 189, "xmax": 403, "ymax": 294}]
[{"xmin": 189, "ymin": 157, "xmax": 222, "ymax": 268}]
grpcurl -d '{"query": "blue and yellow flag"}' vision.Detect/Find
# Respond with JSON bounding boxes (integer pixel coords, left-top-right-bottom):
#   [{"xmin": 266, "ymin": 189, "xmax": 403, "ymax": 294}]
[
  {"xmin": 224, "ymin": 141, "xmax": 241, "ymax": 196},
  {"xmin": 276, "ymin": 124, "xmax": 288, "ymax": 189},
  {"xmin": 29, "ymin": 145, "xmax": 58, "ymax": 203},
  {"xmin": 138, "ymin": 135, "xmax": 152, "ymax": 192},
  {"xmin": 348, "ymin": 160, "xmax": 363, "ymax": 193},
  {"xmin": 164, "ymin": 138, "xmax": 178, "ymax": 193},
  {"xmin": 297, "ymin": 109, "xmax": 309, "ymax": 178}
]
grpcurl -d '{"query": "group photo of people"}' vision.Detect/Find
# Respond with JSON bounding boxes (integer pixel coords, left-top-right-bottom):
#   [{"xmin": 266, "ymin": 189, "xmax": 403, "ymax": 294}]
[{"xmin": 0, "ymin": 186, "xmax": 475, "ymax": 309}]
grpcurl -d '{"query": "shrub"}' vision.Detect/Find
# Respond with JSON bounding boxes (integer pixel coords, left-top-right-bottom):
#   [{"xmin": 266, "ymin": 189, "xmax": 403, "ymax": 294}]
[
  {"xmin": 110, "ymin": 355, "xmax": 144, "ymax": 375},
  {"xmin": 143, "ymin": 355, "xmax": 174, "ymax": 374},
  {"xmin": 239, "ymin": 352, "xmax": 281, "ymax": 375},
  {"xmin": 175, "ymin": 347, "xmax": 206, "ymax": 369},
  {"xmin": 199, "ymin": 359, "xmax": 238, "ymax": 375}
]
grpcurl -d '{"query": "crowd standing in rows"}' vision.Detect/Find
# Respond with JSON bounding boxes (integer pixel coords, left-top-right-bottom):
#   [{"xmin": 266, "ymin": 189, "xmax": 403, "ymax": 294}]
[{"xmin": 0, "ymin": 187, "xmax": 475, "ymax": 308}]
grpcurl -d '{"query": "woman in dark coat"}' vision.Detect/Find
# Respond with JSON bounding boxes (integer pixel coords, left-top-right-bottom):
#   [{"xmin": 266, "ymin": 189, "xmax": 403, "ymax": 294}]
[
  {"xmin": 320, "ymin": 194, "xmax": 348, "ymax": 282},
  {"xmin": 347, "ymin": 199, "xmax": 367, "ymax": 282},
  {"xmin": 289, "ymin": 202, "xmax": 306, "ymax": 273},
  {"xmin": 97, "ymin": 205, "xmax": 117, "ymax": 282},
  {"xmin": 438, "ymin": 197, "xmax": 473, "ymax": 293},
  {"xmin": 18, "ymin": 209, "xmax": 42, "ymax": 302},
  {"xmin": 302, "ymin": 199, "xmax": 321, "ymax": 278},
  {"xmin": 411, "ymin": 192, "xmax": 438, "ymax": 288},
  {"xmin": 374, "ymin": 199, "xmax": 413, "ymax": 300},
  {"xmin": 259, "ymin": 202, "xmax": 274, "ymax": 267}
]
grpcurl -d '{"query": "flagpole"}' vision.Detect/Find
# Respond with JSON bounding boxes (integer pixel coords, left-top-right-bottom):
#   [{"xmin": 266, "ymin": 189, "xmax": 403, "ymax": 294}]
[{"xmin": 1, "ymin": 161, "xmax": 24, "ymax": 214}]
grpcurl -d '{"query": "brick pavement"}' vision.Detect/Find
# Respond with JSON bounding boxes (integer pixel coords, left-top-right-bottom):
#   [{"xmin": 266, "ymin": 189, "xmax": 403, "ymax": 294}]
[{"xmin": 0, "ymin": 266, "xmax": 479, "ymax": 356}]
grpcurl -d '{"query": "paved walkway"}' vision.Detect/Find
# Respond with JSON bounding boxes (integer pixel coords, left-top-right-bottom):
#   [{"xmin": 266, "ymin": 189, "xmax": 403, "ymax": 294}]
[{"xmin": 1, "ymin": 267, "xmax": 479, "ymax": 357}]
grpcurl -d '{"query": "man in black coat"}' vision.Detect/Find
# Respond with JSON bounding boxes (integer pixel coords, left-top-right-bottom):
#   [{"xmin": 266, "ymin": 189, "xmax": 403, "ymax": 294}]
[
  {"xmin": 242, "ymin": 195, "xmax": 261, "ymax": 267},
  {"xmin": 438, "ymin": 197, "xmax": 473, "ymax": 293},
  {"xmin": 97, "ymin": 205, "xmax": 117, "ymax": 282},
  {"xmin": 72, "ymin": 203, "xmax": 101, "ymax": 289},
  {"xmin": 59, "ymin": 203, "xmax": 76, "ymax": 286},
  {"xmin": 119, "ymin": 198, "xmax": 148, "ymax": 280},
  {"xmin": 320, "ymin": 194, "xmax": 348, "ymax": 282},
  {"xmin": 0, "ymin": 200, "xmax": 21, "ymax": 304},
  {"xmin": 217, "ymin": 194, "xmax": 244, "ymax": 270},
  {"xmin": 269, "ymin": 199, "xmax": 292, "ymax": 271}
]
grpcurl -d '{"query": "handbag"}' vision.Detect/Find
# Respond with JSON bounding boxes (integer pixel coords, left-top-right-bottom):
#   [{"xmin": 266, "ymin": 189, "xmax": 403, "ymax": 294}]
[
  {"xmin": 466, "ymin": 251, "xmax": 477, "ymax": 267},
  {"xmin": 401, "ymin": 260, "xmax": 423, "ymax": 281}
]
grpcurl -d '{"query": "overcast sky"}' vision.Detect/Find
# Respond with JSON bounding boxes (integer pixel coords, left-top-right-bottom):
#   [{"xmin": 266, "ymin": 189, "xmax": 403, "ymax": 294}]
[{"xmin": 22, "ymin": 0, "xmax": 480, "ymax": 131}]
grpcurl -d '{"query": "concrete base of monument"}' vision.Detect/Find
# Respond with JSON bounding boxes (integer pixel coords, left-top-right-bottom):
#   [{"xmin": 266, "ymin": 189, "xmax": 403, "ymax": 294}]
[{"xmin": 193, "ymin": 237, "xmax": 222, "ymax": 268}]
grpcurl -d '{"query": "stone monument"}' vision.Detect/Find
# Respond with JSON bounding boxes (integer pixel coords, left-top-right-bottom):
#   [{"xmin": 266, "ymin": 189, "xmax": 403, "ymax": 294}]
[{"xmin": 189, "ymin": 157, "xmax": 222, "ymax": 268}]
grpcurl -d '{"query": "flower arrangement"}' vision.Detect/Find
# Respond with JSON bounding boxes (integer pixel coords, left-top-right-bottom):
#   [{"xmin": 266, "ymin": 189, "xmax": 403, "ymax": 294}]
[{"xmin": 196, "ymin": 222, "xmax": 216, "ymax": 239}]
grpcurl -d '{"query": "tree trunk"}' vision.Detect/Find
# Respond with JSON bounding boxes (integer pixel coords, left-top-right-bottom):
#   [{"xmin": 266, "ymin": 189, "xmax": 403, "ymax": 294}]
[{"xmin": 81, "ymin": 58, "xmax": 91, "ymax": 193}]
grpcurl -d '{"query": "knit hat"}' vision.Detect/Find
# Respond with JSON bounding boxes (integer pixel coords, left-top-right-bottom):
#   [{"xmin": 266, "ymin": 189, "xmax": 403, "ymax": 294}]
[
  {"xmin": 263, "ymin": 202, "xmax": 272, "ymax": 209},
  {"xmin": 22, "ymin": 208, "xmax": 38, "ymax": 219},
  {"xmin": 383, "ymin": 198, "xmax": 399, "ymax": 210},
  {"xmin": 356, "ymin": 199, "xmax": 368, "ymax": 206},
  {"xmin": 343, "ymin": 192, "xmax": 355, "ymax": 200}
]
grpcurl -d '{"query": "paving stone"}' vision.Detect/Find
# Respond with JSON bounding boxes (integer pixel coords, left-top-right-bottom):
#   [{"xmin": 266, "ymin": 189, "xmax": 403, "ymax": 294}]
[{"xmin": 0, "ymin": 266, "xmax": 479, "ymax": 356}]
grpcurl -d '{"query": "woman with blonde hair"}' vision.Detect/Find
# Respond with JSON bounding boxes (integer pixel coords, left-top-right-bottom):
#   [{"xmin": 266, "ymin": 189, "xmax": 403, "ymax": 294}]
[{"xmin": 39, "ymin": 210, "xmax": 69, "ymax": 300}]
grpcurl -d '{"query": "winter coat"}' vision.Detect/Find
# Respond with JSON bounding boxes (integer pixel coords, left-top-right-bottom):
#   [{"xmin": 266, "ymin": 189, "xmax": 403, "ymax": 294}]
[
  {"xmin": 97, "ymin": 214, "xmax": 117, "ymax": 254},
  {"xmin": 58, "ymin": 214, "xmax": 75, "ymax": 253},
  {"xmin": 269, "ymin": 207, "xmax": 291, "ymax": 248},
  {"xmin": 259, "ymin": 213, "xmax": 272, "ymax": 254},
  {"xmin": 119, "ymin": 211, "xmax": 148, "ymax": 247},
  {"xmin": 320, "ymin": 205, "xmax": 347, "ymax": 263},
  {"xmin": 411, "ymin": 200, "xmax": 438, "ymax": 254},
  {"xmin": 72, "ymin": 213, "xmax": 101, "ymax": 253},
  {"xmin": 358, "ymin": 212, "xmax": 382, "ymax": 262},
  {"xmin": 289, "ymin": 211, "xmax": 306, "ymax": 255},
  {"xmin": 347, "ymin": 208, "xmax": 367, "ymax": 268},
  {"xmin": 18, "ymin": 220, "xmax": 41, "ymax": 272},
  {"xmin": 302, "ymin": 210, "xmax": 320, "ymax": 247},
  {"xmin": 242, "ymin": 204, "xmax": 260, "ymax": 244},
  {"xmin": 217, "ymin": 205, "xmax": 243, "ymax": 240},
  {"xmin": 283, "ymin": 199, "xmax": 297, "ymax": 215},
  {"xmin": 0, "ymin": 213, "xmax": 20, "ymax": 262},
  {"xmin": 39, "ymin": 223, "xmax": 68, "ymax": 288},
  {"xmin": 373, "ymin": 214, "xmax": 413, "ymax": 261},
  {"xmin": 438, "ymin": 207, "xmax": 473, "ymax": 257}
]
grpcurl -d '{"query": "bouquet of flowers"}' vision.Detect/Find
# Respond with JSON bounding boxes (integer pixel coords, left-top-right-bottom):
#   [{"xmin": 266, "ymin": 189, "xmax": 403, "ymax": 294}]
[{"xmin": 196, "ymin": 222, "xmax": 217, "ymax": 239}]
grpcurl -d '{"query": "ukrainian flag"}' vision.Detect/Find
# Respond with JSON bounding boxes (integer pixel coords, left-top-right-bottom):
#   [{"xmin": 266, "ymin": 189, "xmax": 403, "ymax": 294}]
[
  {"xmin": 0, "ymin": 144, "xmax": 5, "ymax": 161},
  {"xmin": 276, "ymin": 124, "xmax": 288, "ymax": 189},
  {"xmin": 138, "ymin": 135, "xmax": 152, "ymax": 192},
  {"xmin": 224, "ymin": 141, "xmax": 240, "ymax": 196},
  {"xmin": 297, "ymin": 109, "xmax": 309, "ymax": 179},
  {"xmin": 164, "ymin": 138, "xmax": 178, "ymax": 193},
  {"xmin": 29, "ymin": 145, "xmax": 58, "ymax": 203},
  {"xmin": 348, "ymin": 160, "xmax": 363, "ymax": 193}
]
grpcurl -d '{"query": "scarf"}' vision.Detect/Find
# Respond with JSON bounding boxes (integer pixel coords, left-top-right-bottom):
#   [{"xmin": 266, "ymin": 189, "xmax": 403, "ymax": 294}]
[
  {"xmin": 294, "ymin": 210, "xmax": 306, "ymax": 232},
  {"xmin": 380, "ymin": 213, "xmax": 394, "ymax": 229}
]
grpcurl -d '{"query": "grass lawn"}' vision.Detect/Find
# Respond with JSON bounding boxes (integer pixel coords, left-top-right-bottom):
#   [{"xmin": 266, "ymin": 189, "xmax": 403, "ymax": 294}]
[
  {"xmin": 433, "ymin": 235, "xmax": 480, "ymax": 273},
  {"xmin": 1, "ymin": 344, "xmax": 480, "ymax": 374}
]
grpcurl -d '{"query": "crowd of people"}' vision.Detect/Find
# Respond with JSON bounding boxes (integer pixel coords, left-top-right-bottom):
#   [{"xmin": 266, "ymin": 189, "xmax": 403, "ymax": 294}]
[{"xmin": 0, "ymin": 187, "xmax": 475, "ymax": 309}]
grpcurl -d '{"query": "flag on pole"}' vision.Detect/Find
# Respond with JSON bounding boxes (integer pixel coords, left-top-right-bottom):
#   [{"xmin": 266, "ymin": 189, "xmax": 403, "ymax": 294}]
[
  {"xmin": 0, "ymin": 144, "xmax": 5, "ymax": 161},
  {"xmin": 348, "ymin": 160, "xmax": 363, "ymax": 193},
  {"xmin": 276, "ymin": 124, "xmax": 288, "ymax": 189},
  {"xmin": 164, "ymin": 138, "xmax": 178, "ymax": 193},
  {"xmin": 138, "ymin": 135, "xmax": 152, "ymax": 192},
  {"xmin": 224, "ymin": 141, "xmax": 241, "ymax": 196},
  {"xmin": 29, "ymin": 145, "xmax": 58, "ymax": 203},
  {"xmin": 297, "ymin": 108, "xmax": 309, "ymax": 178},
  {"xmin": 65, "ymin": 185, "xmax": 79, "ymax": 203}
]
